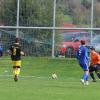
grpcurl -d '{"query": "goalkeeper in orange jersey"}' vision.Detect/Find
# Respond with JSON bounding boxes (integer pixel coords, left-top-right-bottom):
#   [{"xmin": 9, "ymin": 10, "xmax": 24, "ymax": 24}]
[
  {"xmin": 89, "ymin": 47, "xmax": 100, "ymax": 82},
  {"xmin": 8, "ymin": 38, "xmax": 24, "ymax": 82}
]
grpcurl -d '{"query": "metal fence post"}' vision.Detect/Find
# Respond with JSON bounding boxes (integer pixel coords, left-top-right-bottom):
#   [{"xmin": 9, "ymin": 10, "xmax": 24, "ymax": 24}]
[
  {"xmin": 16, "ymin": 0, "xmax": 20, "ymax": 38},
  {"xmin": 90, "ymin": 0, "xmax": 94, "ymax": 44},
  {"xmin": 52, "ymin": 0, "xmax": 56, "ymax": 58}
]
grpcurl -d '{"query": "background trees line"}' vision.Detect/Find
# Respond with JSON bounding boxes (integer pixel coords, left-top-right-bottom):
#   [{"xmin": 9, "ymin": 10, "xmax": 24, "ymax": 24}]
[
  {"xmin": 0, "ymin": 0, "xmax": 100, "ymax": 27},
  {"xmin": 0, "ymin": 0, "xmax": 100, "ymax": 56}
]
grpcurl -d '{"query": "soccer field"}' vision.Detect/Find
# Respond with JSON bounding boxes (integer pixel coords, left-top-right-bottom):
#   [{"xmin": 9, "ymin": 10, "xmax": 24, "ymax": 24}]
[{"xmin": 0, "ymin": 56, "xmax": 100, "ymax": 100}]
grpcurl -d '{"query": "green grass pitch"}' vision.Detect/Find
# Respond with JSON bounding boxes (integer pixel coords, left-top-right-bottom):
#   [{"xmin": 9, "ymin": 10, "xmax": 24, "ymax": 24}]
[{"xmin": 0, "ymin": 56, "xmax": 100, "ymax": 100}]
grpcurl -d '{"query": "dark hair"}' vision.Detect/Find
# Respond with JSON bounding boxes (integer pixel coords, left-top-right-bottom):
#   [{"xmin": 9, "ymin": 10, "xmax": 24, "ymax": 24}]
[
  {"xmin": 15, "ymin": 38, "xmax": 20, "ymax": 43},
  {"xmin": 80, "ymin": 40, "xmax": 85, "ymax": 45},
  {"xmin": 90, "ymin": 46, "xmax": 95, "ymax": 50}
]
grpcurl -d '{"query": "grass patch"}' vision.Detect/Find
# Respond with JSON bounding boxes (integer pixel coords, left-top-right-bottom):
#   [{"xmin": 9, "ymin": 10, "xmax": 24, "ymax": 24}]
[{"xmin": 0, "ymin": 56, "xmax": 100, "ymax": 100}]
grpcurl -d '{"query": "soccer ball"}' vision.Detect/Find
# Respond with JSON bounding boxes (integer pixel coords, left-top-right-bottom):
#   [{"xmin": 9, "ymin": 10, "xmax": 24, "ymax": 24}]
[{"xmin": 52, "ymin": 73, "xmax": 57, "ymax": 79}]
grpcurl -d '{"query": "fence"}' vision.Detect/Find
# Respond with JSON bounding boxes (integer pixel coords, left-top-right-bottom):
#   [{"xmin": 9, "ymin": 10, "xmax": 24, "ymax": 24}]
[{"xmin": 0, "ymin": 0, "xmax": 100, "ymax": 57}]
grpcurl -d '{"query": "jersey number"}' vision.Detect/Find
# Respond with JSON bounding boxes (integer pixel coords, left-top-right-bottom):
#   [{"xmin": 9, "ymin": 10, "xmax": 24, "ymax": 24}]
[{"xmin": 13, "ymin": 48, "xmax": 16, "ymax": 55}]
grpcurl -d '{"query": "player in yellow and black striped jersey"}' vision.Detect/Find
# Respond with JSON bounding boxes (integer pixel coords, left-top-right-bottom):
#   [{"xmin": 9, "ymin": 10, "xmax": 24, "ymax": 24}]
[{"xmin": 8, "ymin": 38, "xmax": 24, "ymax": 82}]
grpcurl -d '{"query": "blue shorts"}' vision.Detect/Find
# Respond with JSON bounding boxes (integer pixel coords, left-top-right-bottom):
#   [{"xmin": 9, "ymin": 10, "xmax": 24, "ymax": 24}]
[{"xmin": 79, "ymin": 63, "xmax": 89, "ymax": 71}]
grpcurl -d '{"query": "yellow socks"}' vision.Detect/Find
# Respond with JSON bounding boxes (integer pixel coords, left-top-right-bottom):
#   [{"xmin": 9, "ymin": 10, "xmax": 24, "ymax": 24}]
[{"xmin": 13, "ymin": 68, "xmax": 20, "ymax": 76}]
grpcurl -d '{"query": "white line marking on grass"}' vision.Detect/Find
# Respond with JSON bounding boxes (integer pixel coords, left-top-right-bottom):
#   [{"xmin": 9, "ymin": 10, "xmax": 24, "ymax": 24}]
[
  {"xmin": 0, "ymin": 75, "xmax": 13, "ymax": 77},
  {"xmin": 0, "ymin": 74, "xmax": 80, "ymax": 84},
  {"xmin": 0, "ymin": 74, "xmax": 50, "ymax": 79}
]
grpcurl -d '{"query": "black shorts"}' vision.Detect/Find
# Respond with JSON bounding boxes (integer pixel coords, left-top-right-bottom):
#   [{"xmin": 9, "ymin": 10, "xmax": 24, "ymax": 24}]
[
  {"xmin": 89, "ymin": 64, "xmax": 100, "ymax": 73},
  {"xmin": 13, "ymin": 66, "xmax": 20, "ymax": 68}
]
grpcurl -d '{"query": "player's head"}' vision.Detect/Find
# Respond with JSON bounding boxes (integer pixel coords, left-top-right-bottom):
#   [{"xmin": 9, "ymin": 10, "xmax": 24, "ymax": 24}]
[
  {"xmin": 15, "ymin": 38, "xmax": 20, "ymax": 43},
  {"xmin": 14, "ymin": 38, "xmax": 20, "ymax": 47},
  {"xmin": 80, "ymin": 40, "xmax": 85, "ymax": 45},
  {"xmin": 90, "ymin": 46, "xmax": 95, "ymax": 51}
]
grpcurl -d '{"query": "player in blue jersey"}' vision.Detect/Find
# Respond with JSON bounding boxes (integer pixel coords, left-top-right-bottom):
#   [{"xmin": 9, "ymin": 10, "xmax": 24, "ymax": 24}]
[{"xmin": 76, "ymin": 40, "xmax": 89, "ymax": 85}]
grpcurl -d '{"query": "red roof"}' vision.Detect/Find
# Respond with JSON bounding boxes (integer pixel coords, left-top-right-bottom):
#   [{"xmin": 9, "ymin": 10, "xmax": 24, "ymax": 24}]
[{"xmin": 62, "ymin": 23, "xmax": 83, "ymax": 32}]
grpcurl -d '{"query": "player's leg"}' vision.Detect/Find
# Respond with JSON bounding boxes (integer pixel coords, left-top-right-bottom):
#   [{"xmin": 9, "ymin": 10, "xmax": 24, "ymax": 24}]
[
  {"xmin": 84, "ymin": 70, "xmax": 89, "ymax": 83},
  {"xmin": 95, "ymin": 64, "xmax": 100, "ymax": 79},
  {"xmin": 80, "ymin": 63, "xmax": 89, "ymax": 85},
  {"xmin": 15, "ymin": 61, "xmax": 21, "ymax": 76},
  {"xmin": 13, "ymin": 66, "xmax": 17, "ymax": 76},
  {"xmin": 15, "ymin": 61, "xmax": 21, "ymax": 81},
  {"xmin": 13, "ymin": 61, "xmax": 21, "ymax": 81},
  {"xmin": 89, "ymin": 66, "xmax": 96, "ymax": 82},
  {"xmin": 14, "ymin": 66, "xmax": 20, "ymax": 81},
  {"xmin": 12, "ymin": 65, "xmax": 18, "ymax": 82},
  {"xmin": 12, "ymin": 61, "xmax": 17, "ymax": 76},
  {"xmin": 16, "ymin": 66, "xmax": 20, "ymax": 76},
  {"xmin": 13, "ymin": 67, "xmax": 18, "ymax": 81},
  {"xmin": 96, "ymin": 72, "xmax": 100, "ymax": 79}
]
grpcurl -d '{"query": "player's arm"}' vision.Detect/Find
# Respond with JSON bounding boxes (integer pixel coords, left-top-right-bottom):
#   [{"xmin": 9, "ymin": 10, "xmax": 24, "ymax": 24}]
[
  {"xmin": 20, "ymin": 51, "xmax": 26, "ymax": 56},
  {"xmin": 20, "ymin": 51, "xmax": 25, "ymax": 56}
]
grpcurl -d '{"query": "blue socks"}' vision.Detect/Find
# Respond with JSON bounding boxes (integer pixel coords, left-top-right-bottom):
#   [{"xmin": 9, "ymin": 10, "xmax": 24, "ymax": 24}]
[{"xmin": 82, "ymin": 74, "xmax": 89, "ymax": 81}]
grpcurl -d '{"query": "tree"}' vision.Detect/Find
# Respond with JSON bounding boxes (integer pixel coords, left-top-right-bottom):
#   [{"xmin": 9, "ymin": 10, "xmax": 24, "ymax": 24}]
[
  {"xmin": 0, "ymin": 0, "xmax": 17, "ymax": 26},
  {"xmin": 81, "ymin": 0, "xmax": 91, "ymax": 9},
  {"xmin": 0, "ymin": 0, "xmax": 54, "ymax": 56}
]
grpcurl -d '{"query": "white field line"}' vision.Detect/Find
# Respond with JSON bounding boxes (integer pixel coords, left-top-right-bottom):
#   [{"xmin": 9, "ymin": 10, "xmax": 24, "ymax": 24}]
[
  {"xmin": 0, "ymin": 74, "xmax": 50, "ymax": 79},
  {"xmin": 0, "ymin": 74, "xmax": 80, "ymax": 83}
]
